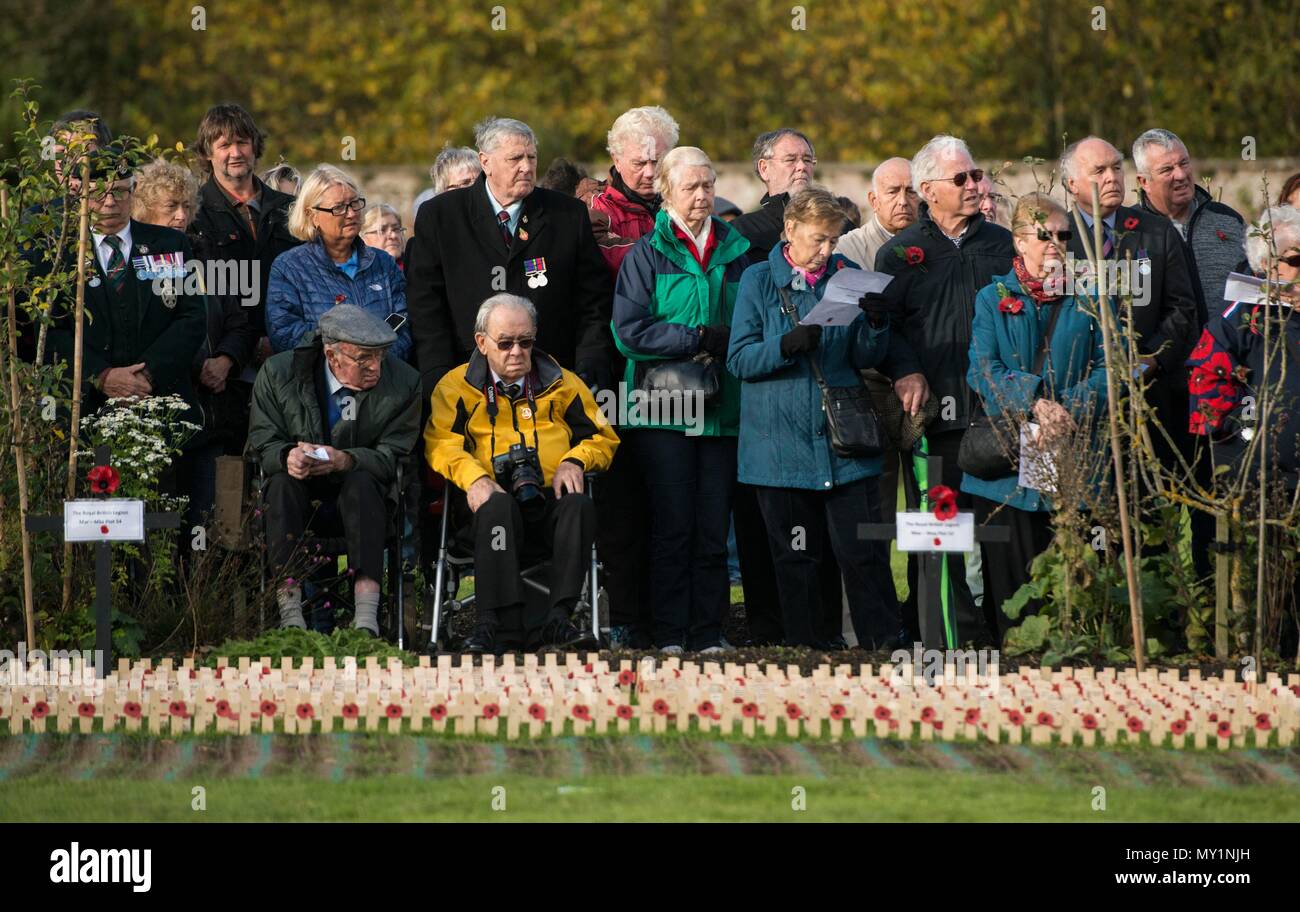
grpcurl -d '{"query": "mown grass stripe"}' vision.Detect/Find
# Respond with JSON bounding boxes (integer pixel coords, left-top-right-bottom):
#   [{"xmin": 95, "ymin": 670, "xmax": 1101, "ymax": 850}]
[
  {"xmin": 330, "ymin": 733, "xmax": 351, "ymax": 782},
  {"xmin": 711, "ymin": 741, "xmax": 743, "ymax": 776},
  {"xmin": 0, "ymin": 734, "xmax": 40, "ymax": 781},
  {"xmin": 413, "ymin": 738, "xmax": 429, "ymax": 779},
  {"xmin": 857, "ymin": 738, "xmax": 893, "ymax": 769},
  {"xmin": 1088, "ymin": 750, "xmax": 1146, "ymax": 789}
]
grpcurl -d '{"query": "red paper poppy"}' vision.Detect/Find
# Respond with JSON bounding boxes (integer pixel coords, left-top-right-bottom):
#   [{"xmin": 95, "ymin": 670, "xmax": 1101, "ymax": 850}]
[
  {"xmin": 617, "ymin": 670, "xmax": 636, "ymax": 686},
  {"xmin": 874, "ymin": 705, "xmax": 891, "ymax": 721},
  {"xmin": 652, "ymin": 699, "xmax": 670, "ymax": 716},
  {"xmin": 785, "ymin": 703, "xmax": 802, "ymax": 720},
  {"xmin": 583, "ymin": 663, "xmax": 593, "ymax": 673},
  {"xmin": 1255, "ymin": 713, "xmax": 1271, "ymax": 731},
  {"xmin": 830, "ymin": 704, "xmax": 847, "ymax": 721},
  {"xmin": 1036, "ymin": 711, "xmax": 1053, "ymax": 726},
  {"xmin": 341, "ymin": 702, "xmax": 360, "ymax": 719},
  {"xmin": 1169, "ymin": 718, "xmax": 1187, "ymax": 735},
  {"xmin": 77, "ymin": 702, "xmax": 95, "ymax": 718},
  {"xmin": 334, "ymin": 293, "xmax": 346, "ymax": 305},
  {"xmin": 904, "ymin": 246, "xmax": 925, "ymax": 266},
  {"xmin": 616, "ymin": 704, "xmax": 634, "ymax": 720},
  {"xmin": 260, "ymin": 700, "xmax": 277, "ymax": 717},
  {"xmin": 1216, "ymin": 229, "xmax": 1228, "ymax": 241},
  {"xmin": 998, "ymin": 296, "xmax": 1023, "ymax": 315},
  {"xmin": 741, "ymin": 702, "xmax": 759, "ymax": 718},
  {"xmin": 481, "ymin": 703, "xmax": 501, "ymax": 719},
  {"xmin": 921, "ymin": 706, "xmax": 937, "ymax": 722},
  {"xmin": 169, "ymin": 700, "xmax": 188, "ymax": 718},
  {"xmin": 86, "ymin": 465, "xmax": 121, "ymax": 495},
  {"xmin": 296, "ymin": 703, "xmax": 314, "ymax": 720},
  {"xmin": 385, "ymin": 703, "xmax": 403, "ymax": 720},
  {"xmin": 1123, "ymin": 216, "xmax": 1139, "ymax": 230},
  {"xmin": 1006, "ymin": 709, "xmax": 1024, "ymax": 726},
  {"xmin": 698, "ymin": 701, "xmax": 715, "ymax": 717},
  {"xmin": 30, "ymin": 701, "xmax": 50, "ymax": 719},
  {"xmin": 1124, "ymin": 715, "xmax": 1144, "ymax": 733},
  {"xmin": 526, "ymin": 703, "xmax": 545, "ymax": 721},
  {"xmin": 1216, "ymin": 720, "xmax": 1232, "ymax": 738},
  {"xmin": 571, "ymin": 704, "xmax": 591, "ymax": 722},
  {"xmin": 430, "ymin": 704, "xmax": 448, "ymax": 721},
  {"xmin": 964, "ymin": 708, "xmax": 980, "ymax": 725},
  {"xmin": 933, "ymin": 499, "xmax": 958, "ymax": 522},
  {"xmin": 213, "ymin": 700, "xmax": 229, "ymax": 718},
  {"xmin": 928, "ymin": 484, "xmax": 956, "ymax": 504}
]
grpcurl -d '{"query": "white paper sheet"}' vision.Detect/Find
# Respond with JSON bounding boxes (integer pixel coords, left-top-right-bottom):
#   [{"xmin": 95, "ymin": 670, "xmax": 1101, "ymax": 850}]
[{"xmin": 799, "ymin": 268, "xmax": 894, "ymax": 326}]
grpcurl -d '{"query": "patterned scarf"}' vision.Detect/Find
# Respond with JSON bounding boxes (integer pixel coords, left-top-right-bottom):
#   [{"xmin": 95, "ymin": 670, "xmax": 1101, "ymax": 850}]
[
  {"xmin": 1013, "ymin": 255, "xmax": 1061, "ymax": 304},
  {"xmin": 783, "ymin": 243, "xmax": 828, "ymax": 289}
]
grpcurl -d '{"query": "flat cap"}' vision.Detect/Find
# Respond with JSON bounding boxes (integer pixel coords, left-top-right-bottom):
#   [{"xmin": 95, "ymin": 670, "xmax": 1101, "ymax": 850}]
[{"xmin": 318, "ymin": 303, "xmax": 397, "ymax": 348}]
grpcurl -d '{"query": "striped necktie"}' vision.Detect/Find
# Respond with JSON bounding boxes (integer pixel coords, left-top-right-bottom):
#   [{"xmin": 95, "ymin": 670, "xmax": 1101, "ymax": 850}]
[
  {"xmin": 497, "ymin": 209, "xmax": 512, "ymax": 247},
  {"xmin": 1100, "ymin": 221, "xmax": 1115, "ymax": 259},
  {"xmin": 103, "ymin": 235, "xmax": 128, "ymax": 296}
]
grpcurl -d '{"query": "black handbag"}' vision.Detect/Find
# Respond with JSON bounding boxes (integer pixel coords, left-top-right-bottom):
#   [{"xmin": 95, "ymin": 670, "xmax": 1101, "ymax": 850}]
[
  {"xmin": 778, "ymin": 287, "xmax": 884, "ymax": 459},
  {"xmin": 633, "ymin": 353, "xmax": 722, "ymax": 404},
  {"xmin": 958, "ymin": 299, "xmax": 1065, "ymax": 480}
]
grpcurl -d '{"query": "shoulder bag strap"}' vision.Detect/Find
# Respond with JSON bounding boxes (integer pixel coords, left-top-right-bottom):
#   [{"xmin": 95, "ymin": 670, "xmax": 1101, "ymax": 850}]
[{"xmin": 778, "ymin": 284, "xmax": 831, "ymax": 392}]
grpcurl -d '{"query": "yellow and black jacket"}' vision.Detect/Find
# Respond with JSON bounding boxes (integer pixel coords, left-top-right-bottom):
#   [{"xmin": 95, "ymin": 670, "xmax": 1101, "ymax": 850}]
[{"xmin": 425, "ymin": 348, "xmax": 619, "ymax": 491}]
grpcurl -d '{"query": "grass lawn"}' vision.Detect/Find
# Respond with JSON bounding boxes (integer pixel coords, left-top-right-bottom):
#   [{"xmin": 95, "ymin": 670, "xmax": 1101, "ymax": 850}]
[{"xmin": 4, "ymin": 769, "xmax": 1295, "ymax": 822}]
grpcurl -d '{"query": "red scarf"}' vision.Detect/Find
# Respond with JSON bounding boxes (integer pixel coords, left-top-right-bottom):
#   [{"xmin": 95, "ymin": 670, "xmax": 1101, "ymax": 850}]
[{"xmin": 1012, "ymin": 255, "xmax": 1061, "ymax": 304}]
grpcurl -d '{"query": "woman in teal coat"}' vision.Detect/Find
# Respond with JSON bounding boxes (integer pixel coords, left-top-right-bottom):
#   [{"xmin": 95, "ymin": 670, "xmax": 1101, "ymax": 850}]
[
  {"xmin": 963, "ymin": 193, "xmax": 1108, "ymax": 638},
  {"xmin": 728, "ymin": 187, "xmax": 901, "ymax": 649}
]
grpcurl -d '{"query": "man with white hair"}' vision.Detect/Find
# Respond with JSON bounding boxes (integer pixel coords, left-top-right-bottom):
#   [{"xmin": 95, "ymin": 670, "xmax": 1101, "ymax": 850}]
[
  {"xmin": 406, "ymin": 116, "xmax": 615, "ymax": 405},
  {"xmin": 589, "ymin": 105, "xmax": 680, "ymax": 276},
  {"xmin": 426, "ymin": 293, "xmax": 619, "ymax": 653},
  {"xmin": 733, "ymin": 127, "xmax": 824, "ymax": 266},
  {"xmin": 1133, "ymin": 128, "xmax": 1248, "ymax": 325},
  {"xmin": 411, "ymin": 145, "xmax": 482, "ymax": 223},
  {"xmin": 874, "ymin": 134, "xmax": 1014, "ymax": 648},
  {"xmin": 836, "ymin": 157, "xmax": 919, "ymax": 271}
]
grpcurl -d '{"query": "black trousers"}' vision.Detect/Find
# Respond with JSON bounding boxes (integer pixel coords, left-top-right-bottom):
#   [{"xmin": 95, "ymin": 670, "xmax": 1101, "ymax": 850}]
[
  {"xmin": 755, "ymin": 478, "xmax": 901, "ymax": 648},
  {"xmin": 973, "ymin": 496, "xmax": 1053, "ymax": 639},
  {"xmin": 265, "ymin": 470, "xmax": 388, "ymax": 583},
  {"xmin": 595, "ymin": 441, "xmax": 651, "ymax": 629},
  {"xmin": 629, "ymin": 429, "xmax": 735, "ymax": 650},
  {"xmin": 735, "ymin": 481, "xmax": 844, "ymax": 645},
  {"xmin": 905, "ymin": 429, "xmax": 983, "ymax": 643},
  {"xmin": 471, "ymin": 489, "xmax": 595, "ymax": 633}
]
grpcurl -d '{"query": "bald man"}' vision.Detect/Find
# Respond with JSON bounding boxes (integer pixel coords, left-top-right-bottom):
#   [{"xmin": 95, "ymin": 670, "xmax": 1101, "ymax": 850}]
[{"xmin": 835, "ymin": 157, "xmax": 919, "ymax": 269}]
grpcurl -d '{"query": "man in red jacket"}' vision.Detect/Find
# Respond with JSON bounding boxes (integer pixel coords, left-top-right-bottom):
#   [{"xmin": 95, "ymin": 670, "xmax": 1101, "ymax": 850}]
[{"xmin": 588, "ymin": 106, "xmax": 680, "ymax": 277}]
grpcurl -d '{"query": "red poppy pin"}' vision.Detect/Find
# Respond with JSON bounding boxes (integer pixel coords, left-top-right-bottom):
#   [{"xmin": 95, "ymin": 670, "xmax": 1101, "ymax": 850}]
[
  {"xmin": 87, "ymin": 465, "xmax": 121, "ymax": 495},
  {"xmin": 902, "ymin": 245, "xmax": 925, "ymax": 266},
  {"xmin": 1216, "ymin": 229, "xmax": 1228, "ymax": 241},
  {"xmin": 1123, "ymin": 216, "xmax": 1139, "ymax": 230},
  {"xmin": 998, "ymin": 296, "xmax": 1024, "ymax": 315},
  {"xmin": 928, "ymin": 484, "xmax": 958, "ymax": 521},
  {"xmin": 334, "ymin": 293, "xmax": 346, "ymax": 305}
]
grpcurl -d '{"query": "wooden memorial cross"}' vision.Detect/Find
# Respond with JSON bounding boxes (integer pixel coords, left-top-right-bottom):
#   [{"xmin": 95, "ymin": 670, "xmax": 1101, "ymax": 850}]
[
  {"xmin": 24, "ymin": 445, "xmax": 181, "ymax": 677},
  {"xmin": 859, "ymin": 451, "xmax": 1010, "ymax": 649}
]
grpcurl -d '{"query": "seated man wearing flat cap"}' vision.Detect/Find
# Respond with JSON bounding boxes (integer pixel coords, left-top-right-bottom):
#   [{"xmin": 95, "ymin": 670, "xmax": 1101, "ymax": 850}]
[
  {"xmin": 249, "ymin": 303, "xmax": 421, "ymax": 634},
  {"xmin": 425, "ymin": 293, "xmax": 620, "ymax": 653}
]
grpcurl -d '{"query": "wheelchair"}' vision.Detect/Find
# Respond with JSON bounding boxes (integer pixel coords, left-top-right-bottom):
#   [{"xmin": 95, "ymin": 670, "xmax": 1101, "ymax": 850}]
[
  {"xmin": 423, "ymin": 468, "xmax": 606, "ymax": 653},
  {"xmin": 249, "ymin": 454, "xmax": 417, "ymax": 649}
]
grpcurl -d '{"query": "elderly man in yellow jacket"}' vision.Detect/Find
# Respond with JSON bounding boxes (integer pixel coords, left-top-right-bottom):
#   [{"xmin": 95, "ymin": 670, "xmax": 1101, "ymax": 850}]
[{"xmin": 425, "ymin": 292, "xmax": 620, "ymax": 653}]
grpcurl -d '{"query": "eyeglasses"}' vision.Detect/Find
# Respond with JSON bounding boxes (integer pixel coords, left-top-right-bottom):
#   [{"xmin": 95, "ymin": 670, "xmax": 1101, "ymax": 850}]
[
  {"xmin": 487, "ymin": 335, "xmax": 536, "ymax": 351},
  {"xmin": 1035, "ymin": 228, "xmax": 1073, "ymax": 242},
  {"xmin": 771, "ymin": 155, "xmax": 817, "ymax": 168},
  {"xmin": 932, "ymin": 169, "xmax": 985, "ymax": 188},
  {"xmin": 1279, "ymin": 254, "xmax": 1300, "ymax": 268},
  {"xmin": 363, "ymin": 225, "xmax": 406, "ymax": 236},
  {"xmin": 95, "ymin": 185, "xmax": 133, "ymax": 201},
  {"xmin": 333, "ymin": 348, "xmax": 384, "ymax": 369},
  {"xmin": 312, "ymin": 197, "xmax": 366, "ymax": 216}
]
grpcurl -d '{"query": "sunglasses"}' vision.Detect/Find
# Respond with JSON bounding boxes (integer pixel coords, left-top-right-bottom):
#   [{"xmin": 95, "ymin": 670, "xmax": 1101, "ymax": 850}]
[
  {"xmin": 488, "ymin": 335, "xmax": 536, "ymax": 351},
  {"xmin": 933, "ymin": 169, "xmax": 984, "ymax": 188},
  {"xmin": 1035, "ymin": 228, "xmax": 1073, "ymax": 242},
  {"xmin": 1280, "ymin": 254, "xmax": 1300, "ymax": 268}
]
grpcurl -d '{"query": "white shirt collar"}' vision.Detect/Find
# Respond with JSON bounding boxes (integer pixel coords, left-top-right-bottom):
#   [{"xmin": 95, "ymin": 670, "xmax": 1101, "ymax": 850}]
[
  {"xmin": 1077, "ymin": 208, "xmax": 1117, "ymax": 230},
  {"xmin": 324, "ymin": 358, "xmax": 345, "ymax": 395},
  {"xmin": 485, "ymin": 183, "xmax": 524, "ymax": 224},
  {"xmin": 490, "ymin": 369, "xmax": 525, "ymax": 390},
  {"xmin": 667, "ymin": 209, "xmax": 712, "ymax": 255},
  {"xmin": 91, "ymin": 223, "xmax": 132, "ymax": 271}
]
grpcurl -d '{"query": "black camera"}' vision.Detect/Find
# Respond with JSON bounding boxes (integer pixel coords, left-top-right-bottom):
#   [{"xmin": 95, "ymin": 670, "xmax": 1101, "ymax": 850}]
[{"xmin": 492, "ymin": 443, "xmax": 545, "ymax": 507}]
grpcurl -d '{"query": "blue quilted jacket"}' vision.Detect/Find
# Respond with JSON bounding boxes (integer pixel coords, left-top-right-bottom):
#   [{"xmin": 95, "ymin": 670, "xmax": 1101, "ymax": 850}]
[
  {"xmin": 266, "ymin": 237, "xmax": 411, "ymax": 360},
  {"xmin": 727, "ymin": 244, "xmax": 889, "ymax": 489}
]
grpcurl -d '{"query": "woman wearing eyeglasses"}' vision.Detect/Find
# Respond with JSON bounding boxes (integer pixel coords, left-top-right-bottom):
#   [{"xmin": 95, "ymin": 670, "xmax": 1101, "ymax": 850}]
[
  {"xmin": 361, "ymin": 204, "xmax": 408, "ymax": 270},
  {"xmin": 962, "ymin": 193, "xmax": 1108, "ymax": 641},
  {"xmin": 267, "ymin": 165, "xmax": 411, "ymax": 360}
]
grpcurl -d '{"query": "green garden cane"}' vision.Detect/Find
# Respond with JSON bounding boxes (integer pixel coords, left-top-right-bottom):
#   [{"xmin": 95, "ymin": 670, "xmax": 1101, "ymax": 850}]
[{"xmin": 912, "ymin": 437, "xmax": 958, "ymax": 649}]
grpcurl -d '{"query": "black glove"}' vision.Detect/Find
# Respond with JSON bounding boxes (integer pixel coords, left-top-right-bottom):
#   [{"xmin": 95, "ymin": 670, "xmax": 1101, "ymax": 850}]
[
  {"xmin": 576, "ymin": 358, "xmax": 614, "ymax": 393},
  {"xmin": 780, "ymin": 323, "xmax": 823, "ymax": 358},
  {"xmin": 858, "ymin": 291, "xmax": 894, "ymax": 327},
  {"xmin": 697, "ymin": 324, "xmax": 730, "ymax": 359}
]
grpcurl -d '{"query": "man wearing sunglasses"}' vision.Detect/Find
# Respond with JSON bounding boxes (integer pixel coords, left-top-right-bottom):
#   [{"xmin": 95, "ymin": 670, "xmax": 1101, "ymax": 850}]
[
  {"xmin": 426, "ymin": 294, "xmax": 619, "ymax": 654},
  {"xmin": 872, "ymin": 133, "xmax": 1014, "ymax": 648}
]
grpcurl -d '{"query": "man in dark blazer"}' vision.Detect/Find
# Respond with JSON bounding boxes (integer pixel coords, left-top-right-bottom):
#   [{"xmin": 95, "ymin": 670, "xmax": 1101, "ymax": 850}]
[
  {"xmin": 405, "ymin": 116, "xmax": 614, "ymax": 405},
  {"xmin": 1061, "ymin": 136, "xmax": 1200, "ymax": 467},
  {"xmin": 46, "ymin": 154, "xmax": 206, "ymax": 435}
]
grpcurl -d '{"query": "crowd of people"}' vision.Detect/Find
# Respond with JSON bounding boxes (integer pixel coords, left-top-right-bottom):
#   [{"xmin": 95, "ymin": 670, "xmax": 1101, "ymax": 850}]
[{"xmin": 29, "ymin": 102, "xmax": 1300, "ymax": 654}]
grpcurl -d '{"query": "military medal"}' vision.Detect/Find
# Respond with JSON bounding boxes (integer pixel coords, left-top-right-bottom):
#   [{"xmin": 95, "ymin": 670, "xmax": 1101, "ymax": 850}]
[
  {"xmin": 88, "ymin": 275, "xmax": 101, "ymax": 288},
  {"xmin": 524, "ymin": 257, "xmax": 548, "ymax": 289}
]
